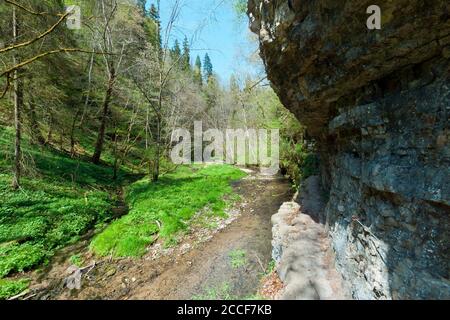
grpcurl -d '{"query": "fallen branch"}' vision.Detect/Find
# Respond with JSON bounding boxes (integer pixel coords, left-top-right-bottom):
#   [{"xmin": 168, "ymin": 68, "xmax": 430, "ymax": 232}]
[
  {"xmin": 352, "ymin": 217, "xmax": 389, "ymax": 265},
  {"xmin": 254, "ymin": 252, "xmax": 266, "ymax": 273},
  {"xmin": 7, "ymin": 289, "xmax": 30, "ymax": 301},
  {"xmin": 23, "ymin": 293, "xmax": 36, "ymax": 300}
]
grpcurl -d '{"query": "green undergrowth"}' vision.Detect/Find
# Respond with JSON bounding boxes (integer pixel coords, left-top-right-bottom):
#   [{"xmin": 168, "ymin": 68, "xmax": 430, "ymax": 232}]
[
  {"xmin": 90, "ymin": 165, "xmax": 247, "ymax": 258},
  {"xmin": 0, "ymin": 174, "xmax": 112, "ymax": 279},
  {"xmin": 0, "ymin": 126, "xmax": 131, "ymax": 299},
  {"xmin": 0, "ymin": 278, "xmax": 30, "ymax": 300},
  {"xmin": 193, "ymin": 282, "xmax": 265, "ymax": 300}
]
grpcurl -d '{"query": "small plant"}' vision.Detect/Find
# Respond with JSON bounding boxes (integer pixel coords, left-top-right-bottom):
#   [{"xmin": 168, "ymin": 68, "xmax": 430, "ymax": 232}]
[
  {"xmin": 266, "ymin": 260, "xmax": 276, "ymax": 275},
  {"xmin": 193, "ymin": 282, "xmax": 234, "ymax": 300},
  {"xmin": 69, "ymin": 254, "xmax": 83, "ymax": 267},
  {"xmin": 0, "ymin": 278, "xmax": 29, "ymax": 300},
  {"xmin": 243, "ymin": 293, "xmax": 266, "ymax": 300},
  {"xmin": 91, "ymin": 165, "xmax": 247, "ymax": 258},
  {"xmin": 0, "ymin": 242, "xmax": 47, "ymax": 278},
  {"xmin": 229, "ymin": 249, "xmax": 247, "ymax": 269}
]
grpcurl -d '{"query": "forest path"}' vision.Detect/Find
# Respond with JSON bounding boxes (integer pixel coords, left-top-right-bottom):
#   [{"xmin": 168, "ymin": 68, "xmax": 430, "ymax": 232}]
[{"xmin": 31, "ymin": 170, "xmax": 294, "ymax": 300}]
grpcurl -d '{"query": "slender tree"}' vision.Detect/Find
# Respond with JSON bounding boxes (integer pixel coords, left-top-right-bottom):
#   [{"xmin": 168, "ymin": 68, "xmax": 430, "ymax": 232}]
[
  {"xmin": 194, "ymin": 55, "xmax": 202, "ymax": 86},
  {"xmin": 132, "ymin": 0, "xmax": 185, "ymax": 182},
  {"xmin": 11, "ymin": 6, "xmax": 23, "ymax": 189},
  {"xmin": 92, "ymin": 0, "xmax": 139, "ymax": 165},
  {"xmin": 92, "ymin": 0, "xmax": 119, "ymax": 164},
  {"xmin": 229, "ymin": 74, "xmax": 240, "ymax": 93},
  {"xmin": 148, "ymin": 4, "xmax": 161, "ymax": 49}
]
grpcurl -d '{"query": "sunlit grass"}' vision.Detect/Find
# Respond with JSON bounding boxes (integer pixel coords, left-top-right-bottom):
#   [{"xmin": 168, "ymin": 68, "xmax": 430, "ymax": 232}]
[
  {"xmin": 0, "ymin": 278, "xmax": 30, "ymax": 300},
  {"xmin": 229, "ymin": 249, "xmax": 247, "ymax": 269},
  {"xmin": 90, "ymin": 165, "xmax": 247, "ymax": 257}
]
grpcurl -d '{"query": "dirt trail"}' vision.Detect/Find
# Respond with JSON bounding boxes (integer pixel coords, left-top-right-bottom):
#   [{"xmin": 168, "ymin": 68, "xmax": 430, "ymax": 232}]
[{"xmin": 30, "ymin": 170, "xmax": 294, "ymax": 300}]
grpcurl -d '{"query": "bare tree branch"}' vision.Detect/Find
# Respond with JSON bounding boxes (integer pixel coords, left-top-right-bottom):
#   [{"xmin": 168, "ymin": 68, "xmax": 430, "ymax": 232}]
[
  {"xmin": 0, "ymin": 48, "xmax": 114, "ymax": 78},
  {"xmin": 4, "ymin": 0, "xmax": 64, "ymax": 17},
  {"xmin": 245, "ymin": 76, "xmax": 267, "ymax": 92}
]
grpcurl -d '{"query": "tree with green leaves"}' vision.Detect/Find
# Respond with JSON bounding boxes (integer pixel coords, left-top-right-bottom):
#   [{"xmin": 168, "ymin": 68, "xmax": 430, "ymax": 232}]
[
  {"xmin": 149, "ymin": 3, "xmax": 161, "ymax": 49},
  {"xmin": 149, "ymin": 3, "xmax": 159, "ymax": 19},
  {"xmin": 182, "ymin": 36, "xmax": 190, "ymax": 71},
  {"xmin": 92, "ymin": 0, "xmax": 146, "ymax": 165},
  {"xmin": 0, "ymin": 0, "xmax": 91, "ymax": 187},
  {"xmin": 233, "ymin": 0, "xmax": 247, "ymax": 16},
  {"xmin": 171, "ymin": 39, "xmax": 181, "ymax": 62}
]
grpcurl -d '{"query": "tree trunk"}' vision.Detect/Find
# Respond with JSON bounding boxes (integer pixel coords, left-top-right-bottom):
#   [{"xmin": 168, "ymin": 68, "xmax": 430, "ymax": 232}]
[
  {"xmin": 152, "ymin": 117, "xmax": 161, "ymax": 182},
  {"xmin": 59, "ymin": 129, "xmax": 64, "ymax": 152},
  {"xmin": 152, "ymin": 85, "xmax": 163, "ymax": 182},
  {"xmin": 112, "ymin": 125, "xmax": 119, "ymax": 180},
  {"xmin": 92, "ymin": 65, "xmax": 115, "ymax": 164},
  {"xmin": 27, "ymin": 95, "xmax": 45, "ymax": 145},
  {"xmin": 46, "ymin": 113, "xmax": 53, "ymax": 145},
  {"xmin": 70, "ymin": 109, "xmax": 81, "ymax": 157},
  {"xmin": 12, "ymin": 7, "xmax": 22, "ymax": 190}
]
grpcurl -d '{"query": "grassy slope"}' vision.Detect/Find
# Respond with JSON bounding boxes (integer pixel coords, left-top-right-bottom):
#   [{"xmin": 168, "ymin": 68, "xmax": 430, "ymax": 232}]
[
  {"xmin": 0, "ymin": 126, "xmax": 127, "ymax": 299},
  {"xmin": 91, "ymin": 165, "xmax": 247, "ymax": 257}
]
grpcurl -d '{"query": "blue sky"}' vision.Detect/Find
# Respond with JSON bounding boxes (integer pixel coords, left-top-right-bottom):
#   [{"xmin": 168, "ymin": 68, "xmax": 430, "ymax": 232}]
[{"xmin": 147, "ymin": 0, "xmax": 260, "ymax": 85}]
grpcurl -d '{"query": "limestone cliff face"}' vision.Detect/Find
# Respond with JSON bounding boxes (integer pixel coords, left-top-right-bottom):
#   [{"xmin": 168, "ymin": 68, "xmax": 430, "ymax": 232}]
[{"xmin": 248, "ymin": 0, "xmax": 450, "ymax": 299}]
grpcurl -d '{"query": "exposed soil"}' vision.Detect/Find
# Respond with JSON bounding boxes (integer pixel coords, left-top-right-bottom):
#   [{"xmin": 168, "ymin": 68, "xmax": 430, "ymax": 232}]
[{"xmin": 26, "ymin": 169, "xmax": 294, "ymax": 300}]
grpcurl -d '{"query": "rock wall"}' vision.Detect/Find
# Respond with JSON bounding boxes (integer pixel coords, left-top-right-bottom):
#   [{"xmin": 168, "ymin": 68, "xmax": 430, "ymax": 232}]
[{"xmin": 248, "ymin": 0, "xmax": 450, "ymax": 299}]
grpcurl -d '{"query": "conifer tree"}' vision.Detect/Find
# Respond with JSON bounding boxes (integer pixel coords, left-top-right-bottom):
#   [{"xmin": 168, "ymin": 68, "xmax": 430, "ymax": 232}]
[
  {"xmin": 194, "ymin": 55, "xmax": 203, "ymax": 86},
  {"xmin": 203, "ymin": 53, "xmax": 213, "ymax": 81},
  {"xmin": 182, "ymin": 36, "xmax": 191, "ymax": 71},
  {"xmin": 137, "ymin": 0, "xmax": 147, "ymax": 16},
  {"xmin": 171, "ymin": 40, "xmax": 182, "ymax": 62}
]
